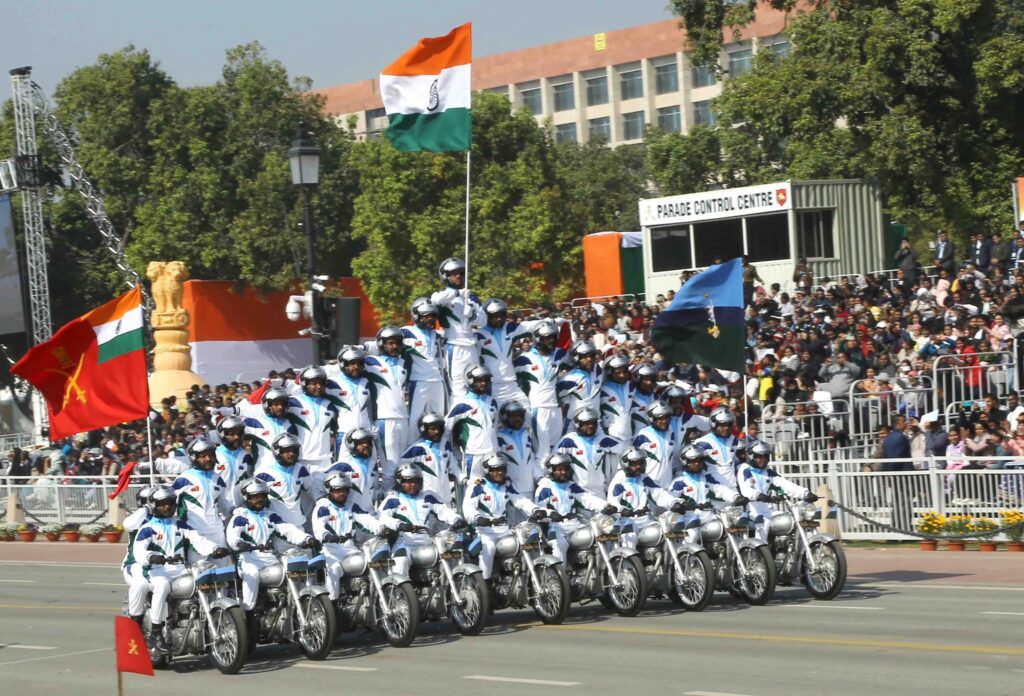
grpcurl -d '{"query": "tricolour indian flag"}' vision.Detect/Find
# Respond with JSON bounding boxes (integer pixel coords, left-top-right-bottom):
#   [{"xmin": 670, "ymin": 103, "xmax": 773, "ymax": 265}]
[
  {"xmin": 11, "ymin": 286, "xmax": 150, "ymax": 439},
  {"xmin": 380, "ymin": 23, "xmax": 471, "ymax": 152}
]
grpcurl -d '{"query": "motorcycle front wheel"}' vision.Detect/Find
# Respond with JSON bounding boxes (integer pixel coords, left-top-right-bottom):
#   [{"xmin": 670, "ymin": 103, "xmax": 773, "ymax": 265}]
[
  {"xmin": 668, "ymin": 550, "xmax": 714, "ymax": 611},
  {"xmin": 208, "ymin": 606, "xmax": 248, "ymax": 675},
  {"xmin": 735, "ymin": 546, "xmax": 776, "ymax": 605},
  {"xmin": 530, "ymin": 562, "xmax": 571, "ymax": 625},
  {"xmin": 604, "ymin": 556, "xmax": 647, "ymax": 617},
  {"xmin": 802, "ymin": 539, "xmax": 847, "ymax": 600},
  {"xmin": 379, "ymin": 582, "xmax": 420, "ymax": 647},
  {"xmin": 448, "ymin": 571, "xmax": 489, "ymax": 635},
  {"xmin": 297, "ymin": 595, "xmax": 337, "ymax": 660}
]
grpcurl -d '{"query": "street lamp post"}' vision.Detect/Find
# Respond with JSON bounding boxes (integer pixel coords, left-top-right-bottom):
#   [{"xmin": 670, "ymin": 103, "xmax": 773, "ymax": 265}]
[{"xmin": 288, "ymin": 124, "xmax": 321, "ymax": 365}]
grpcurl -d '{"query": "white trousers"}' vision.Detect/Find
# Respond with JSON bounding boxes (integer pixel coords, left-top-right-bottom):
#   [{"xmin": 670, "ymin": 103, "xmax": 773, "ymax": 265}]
[
  {"xmin": 237, "ymin": 552, "xmax": 279, "ymax": 611},
  {"xmin": 123, "ymin": 565, "xmax": 149, "ymax": 617},
  {"xmin": 447, "ymin": 345, "xmax": 479, "ymax": 399},
  {"xmin": 492, "ymin": 380, "xmax": 528, "ymax": 409},
  {"xmin": 532, "ymin": 407, "xmax": 564, "ymax": 459},
  {"xmin": 323, "ymin": 542, "xmax": 360, "ymax": 600},
  {"xmin": 409, "ymin": 380, "xmax": 447, "ymax": 427},
  {"xmin": 474, "ymin": 526, "xmax": 511, "ymax": 580},
  {"xmin": 146, "ymin": 564, "xmax": 190, "ymax": 623},
  {"xmin": 377, "ymin": 418, "xmax": 409, "ymax": 471}
]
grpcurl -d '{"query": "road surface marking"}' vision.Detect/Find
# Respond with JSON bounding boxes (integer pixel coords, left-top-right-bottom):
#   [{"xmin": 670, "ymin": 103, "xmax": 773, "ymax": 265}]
[
  {"xmin": 0, "ymin": 561, "xmax": 120, "ymax": 569},
  {"xmin": 0, "ymin": 579, "xmax": 33, "ymax": 583},
  {"xmin": 0, "ymin": 644, "xmax": 57, "ymax": 650},
  {"xmin": 869, "ymin": 582, "xmax": 1024, "ymax": 593},
  {"xmin": 686, "ymin": 692, "xmax": 758, "ymax": 696},
  {"xmin": 0, "ymin": 602, "xmax": 117, "ymax": 611},
  {"xmin": 294, "ymin": 663, "xmax": 378, "ymax": 672},
  {"xmin": 781, "ymin": 604, "xmax": 883, "ymax": 611},
  {"xmin": 81, "ymin": 582, "xmax": 125, "ymax": 587},
  {"xmin": 465, "ymin": 675, "xmax": 579, "ymax": 686},
  {"xmin": 0, "ymin": 647, "xmax": 111, "ymax": 668},
  {"xmin": 526, "ymin": 623, "xmax": 1024, "ymax": 656},
  {"xmin": 981, "ymin": 611, "xmax": 1024, "ymax": 616}
]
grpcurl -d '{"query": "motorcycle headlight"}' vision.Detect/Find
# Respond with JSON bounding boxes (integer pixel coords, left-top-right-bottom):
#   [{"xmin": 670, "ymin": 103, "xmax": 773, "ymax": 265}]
[
  {"xmin": 725, "ymin": 508, "xmax": 743, "ymax": 527},
  {"xmin": 191, "ymin": 559, "xmax": 215, "ymax": 574},
  {"xmin": 592, "ymin": 514, "xmax": 616, "ymax": 535},
  {"xmin": 659, "ymin": 511, "xmax": 683, "ymax": 531},
  {"xmin": 800, "ymin": 503, "xmax": 819, "ymax": 521},
  {"xmin": 364, "ymin": 537, "xmax": 390, "ymax": 561},
  {"xmin": 437, "ymin": 530, "xmax": 460, "ymax": 551}
]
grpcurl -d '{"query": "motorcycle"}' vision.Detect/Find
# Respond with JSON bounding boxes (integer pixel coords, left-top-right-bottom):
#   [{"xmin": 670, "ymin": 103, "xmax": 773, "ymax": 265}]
[
  {"xmin": 699, "ymin": 503, "xmax": 776, "ymax": 605},
  {"xmin": 247, "ymin": 546, "xmax": 337, "ymax": 660},
  {"xmin": 331, "ymin": 533, "xmax": 420, "ymax": 647},
  {"xmin": 404, "ymin": 525, "xmax": 490, "ymax": 635},
  {"xmin": 562, "ymin": 512, "xmax": 648, "ymax": 616},
  {"xmin": 763, "ymin": 495, "xmax": 847, "ymax": 600},
  {"xmin": 486, "ymin": 516, "xmax": 571, "ymax": 624},
  {"xmin": 633, "ymin": 509, "xmax": 715, "ymax": 611},
  {"xmin": 138, "ymin": 556, "xmax": 248, "ymax": 674}
]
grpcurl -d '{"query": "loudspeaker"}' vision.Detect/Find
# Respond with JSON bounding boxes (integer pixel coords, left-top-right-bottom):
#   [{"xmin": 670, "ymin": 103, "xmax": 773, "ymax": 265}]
[{"xmin": 326, "ymin": 296, "xmax": 361, "ymax": 355}]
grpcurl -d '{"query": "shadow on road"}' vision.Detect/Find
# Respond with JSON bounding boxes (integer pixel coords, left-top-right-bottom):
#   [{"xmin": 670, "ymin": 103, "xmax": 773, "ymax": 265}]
[{"xmin": 848, "ymin": 570, "xmax": 967, "ymax": 583}]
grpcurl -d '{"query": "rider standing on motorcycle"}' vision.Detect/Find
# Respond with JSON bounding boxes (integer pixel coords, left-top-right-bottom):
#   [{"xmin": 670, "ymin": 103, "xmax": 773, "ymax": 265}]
[
  {"xmin": 122, "ymin": 486, "xmax": 153, "ymax": 628},
  {"xmin": 133, "ymin": 486, "xmax": 229, "ymax": 652},
  {"xmin": 534, "ymin": 453, "xmax": 615, "ymax": 563},
  {"xmin": 461, "ymin": 453, "xmax": 544, "ymax": 580},
  {"xmin": 628, "ymin": 363, "xmax": 660, "ymax": 435},
  {"xmin": 214, "ymin": 415, "xmax": 253, "ymax": 517},
  {"xmin": 379, "ymin": 464, "xmax": 467, "ymax": 577},
  {"xmin": 227, "ymin": 480, "xmax": 316, "ymax": 612},
  {"xmin": 254, "ymin": 433, "xmax": 314, "ymax": 529},
  {"xmin": 607, "ymin": 447, "xmax": 687, "ymax": 549},
  {"xmin": 556, "ymin": 406, "xmax": 620, "ymax": 496},
  {"xmin": 289, "ymin": 366, "xmax": 340, "ymax": 497},
  {"xmin": 740, "ymin": 442, "xmax": 817, "ymax": 542},
  {"xmin": 598, "ymin": 354, "xmax": 634, "ymax": 443},
  {"xmin": 694, "ymin": 407, "xmax": 740, "ymax": 489},
  {"xmin": 173, "ymin": 438, "xmax": 228, "ymax": 548},
  {"xmin": 670, "ymin": 445, "xmax": 747, "ymax": 545},
  {"xmin": 312, "ymin": 472, "xmax": 386, "ymax": 600},
  {"xmin": 396, "ymin": 413, "xmax": 456, "ymax": 505},
  {"xmin": 632, "ymin": 400, "xmax": 677, "ymax": 489},
  {"xmin": 496, "ymin": 400, "xmax": 544, "ymax": 516},
  {"xmin": 328, "ymin": 428, "xmax": 380, "ymax": 512},
  {"xmin": 446, "ymin": 365, "xmax": 500, "ymax": 484}
]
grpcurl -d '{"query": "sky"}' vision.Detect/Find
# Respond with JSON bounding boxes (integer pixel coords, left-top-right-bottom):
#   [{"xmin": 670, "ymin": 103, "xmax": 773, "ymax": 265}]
[{"xmin": 0, "ymin": 0, "xmax": 673, "ymax": 105}]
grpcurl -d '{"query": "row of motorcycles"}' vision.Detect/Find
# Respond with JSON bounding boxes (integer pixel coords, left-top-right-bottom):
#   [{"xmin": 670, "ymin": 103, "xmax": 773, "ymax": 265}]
[{"xmin": 137, "ymin": 494, "xmax": 846, "ymax": 674}]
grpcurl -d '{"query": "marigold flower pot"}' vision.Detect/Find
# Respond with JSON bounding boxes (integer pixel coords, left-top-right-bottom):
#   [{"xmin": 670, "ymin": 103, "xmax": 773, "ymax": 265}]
[
  {"xmin": 62, "ymin": 531, "xmax": 81, "ymax": 543},
  {"xmin": 1006, "ymin": 542, "xmax": 1023, "ymax": 552},
  {"xmin": 978, "ymin": 541, "xmax": 998, "ymax": 552},
  {"xmin": 18, "ymin": 531, "xmax": 37, "ymax": 542},
  {"xmin": 919, "ymin": 539, "xmax": 937, "ymax": 551},
  {"xmin": 84, "ymin": 534, "xmax": 100, "ymax": 543},
  {"xmin": 946, "ymin": 541, "xmax": 966, "ymax": 551},
  {"xmin": 103, "ymin": 531, "xmax": 124, "ymax": 543},
  {"xmin": 45, "ymin": 532, "xmax": 61, "ymax": 542}
]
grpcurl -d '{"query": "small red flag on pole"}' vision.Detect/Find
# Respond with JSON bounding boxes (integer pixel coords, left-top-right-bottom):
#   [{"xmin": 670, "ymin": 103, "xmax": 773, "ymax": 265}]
[
  {"xmin": 115, "ymin": 615, "xmax": 154, "ymax": 694},
  {"xmin": 248, "ymin": 379, "xmax": 271, "ymax": 405},
  {"xmin": 108, "ymin": 460, "xmax": 137, "ymax": 500},
  {"xmin": 556, "ymin": 321, "xmax": 573, "ymax": 351}
]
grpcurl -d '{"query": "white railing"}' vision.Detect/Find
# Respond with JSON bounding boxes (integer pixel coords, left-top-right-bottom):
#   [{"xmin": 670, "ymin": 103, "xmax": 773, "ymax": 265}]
[
  {"xmin": 0, "ymin": 432, "xmax": 35, "ymax": 451},
  {"xmin": 4, "ymin": 462, "xmax": 1021, "ymax": 540}
]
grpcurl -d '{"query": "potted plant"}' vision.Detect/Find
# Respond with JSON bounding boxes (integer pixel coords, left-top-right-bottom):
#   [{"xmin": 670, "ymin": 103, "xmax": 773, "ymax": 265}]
[
  {"xmin": 1001, "ymin": 511, "xmax": 1024, "ymax": 552},
  {"xmin": 17, "ymin": 523, "xmax": 38, "ymax": 542},
  {"xmin": 972, "ymin": 517, "xmax": 998, "ymax": 551},
  {"xmin": 0, "ymin": 522, "xmax": 16, "ymax": 541},
  {"xmin": 102, "ymin": 524, "xmax": 124, "ymax": 543},
  {"xmin": 41, "ymin": 523, "xmax": 64, "ymax": 542},
  {"xmin": 917, "ymin": 512, "xmax": 944, "ymax": 550},
  {"xmin": 61, "ymin": 523, "xmax": 81, "ymax": 543},
  {"xmin": 80, "ymin": 523, "xmax": 104, "ymax": 543},
  {"xmin": 944, "ymin": 515, "xmax": 971, "ymax": 550}
]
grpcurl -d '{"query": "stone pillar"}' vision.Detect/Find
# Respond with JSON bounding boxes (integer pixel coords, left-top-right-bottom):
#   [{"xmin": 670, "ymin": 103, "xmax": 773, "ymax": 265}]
[
  {"xmin": 6, "ymin": 488, "xmax": 25, "ymax": 524},
  {"xmin": 146, "ymin": 261, "xmax": 206, "ymax": 405},
  {"xmin": 817, "ymin": 483, "xmax": 841, "ymax": 539},
  {"xmin": 107, "ymin": 492, "xmax": 125, "ymax": 527}
]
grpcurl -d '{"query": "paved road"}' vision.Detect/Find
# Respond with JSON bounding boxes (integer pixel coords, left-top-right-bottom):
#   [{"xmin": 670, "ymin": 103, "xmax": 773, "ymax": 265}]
[{"xmin": 1, "ymin": 550, "xmax": 1022, "ymax": 696}]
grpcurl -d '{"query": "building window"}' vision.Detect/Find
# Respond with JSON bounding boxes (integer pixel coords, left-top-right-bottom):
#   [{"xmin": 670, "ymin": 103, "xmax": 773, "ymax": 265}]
[
  {"xmin": 657, "ymin": 106, "xmax": 681, "ymax": 133},
  {"xmin": 693, "ymin": 99, "xmax": 716, "ymax": 127},
  {"xmin": 651, "ymin": 226, "xmax": 693, "ymax": 272},
  {"xmin": 589, "ymin": 116, "xmax": 611, "ymax": 142},
  {"xmin": 554, "ymin": 123, "xmax": 577, "ymax": 144},
  {"xmin": 654, "ymin": 63, "xmax": 678, "ymax": 94},
  {"xmin": 766, "ymin": 39, "xmax": 791, "ymax": 58},
  {"xmin": 729, "ymin": 48, "xmax": 753, "ymax": 77},
  {"xmin": 552, "ymin": 82, "xmax": 574, "ymax": 112},
  {"xmin": 521, "ymin": 87, "xmax": 542, "ymax": 115},
  {"xmin": 586, "ymin": 75, "xmax": 608, "ymax": 106},
  {"xmin": 797, "ymin": 210, "xmax": 836, "ymax": 258},
  {"xmin": 693, "ymin": 218, "xmax": 744, "ymax": 267},
  {"xmin": 622, "ymin": 111, "xmax": 645, "ymax": 141},
  {"xmin": 691, "ymin": 63, "xmax": 717, "ymax": 88},
  {"xmin": 620, "ymin": 69, "xmax": 643, "ymax": 100},
  {"xmin": 365, "ymin": 107, "xmax": 388, "ymax": 134},
  {"xmin": 745, "ymin": 213, "xmax": 791, "ymax": 262},
  {"xmin": 488, "ymin": 87, "xmax": 510, "ymax": 100}
]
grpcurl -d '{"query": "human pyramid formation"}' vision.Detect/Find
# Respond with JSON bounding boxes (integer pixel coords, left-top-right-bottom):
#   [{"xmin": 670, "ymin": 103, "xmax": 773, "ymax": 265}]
[{"xmin": 122, "ymin": 257, "xmax": 816, "ymax": 653}]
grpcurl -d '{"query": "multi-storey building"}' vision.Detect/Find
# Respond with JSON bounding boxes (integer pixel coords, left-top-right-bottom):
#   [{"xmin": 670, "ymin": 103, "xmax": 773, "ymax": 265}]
[{"xmin": 316, "ymin": 10, "xmax": 791, "ymax": 145}]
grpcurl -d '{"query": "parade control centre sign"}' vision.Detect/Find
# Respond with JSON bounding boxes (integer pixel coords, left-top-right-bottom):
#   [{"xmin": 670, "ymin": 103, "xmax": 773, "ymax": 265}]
[{"xmin": 639, "ymin": 181, "xmax": 792, "ymax": 227}]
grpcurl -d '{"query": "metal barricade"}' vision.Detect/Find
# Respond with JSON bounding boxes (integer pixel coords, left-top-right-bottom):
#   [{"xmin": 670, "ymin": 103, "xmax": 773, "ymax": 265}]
[
  {"xmin": 569, "ymin": 294, "xmax": 641, "ymax": 307},
  {"xmin": 0, "ymin": 432, "xmax": 35, "ymax": 451},
  {"xmin": 932, "ymin": 351, "xmax": 1017, "ymax": 413},
  {"xmin": 760, "ymin": 399, "xmax": 850, "ymax": 460},
  {"xmin": 847, "ymin": 377, "xmax": 935, "ymax": 437}
]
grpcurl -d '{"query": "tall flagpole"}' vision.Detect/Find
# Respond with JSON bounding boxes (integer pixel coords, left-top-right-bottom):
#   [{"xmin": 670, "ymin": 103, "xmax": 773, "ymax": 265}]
[
  {"xmin": 146, "ymin": 415, "xmax": 155, "ymax": 488},
  {"xmin": 464, "ymin": 150, "xmax": 471, "ymax": 287}
]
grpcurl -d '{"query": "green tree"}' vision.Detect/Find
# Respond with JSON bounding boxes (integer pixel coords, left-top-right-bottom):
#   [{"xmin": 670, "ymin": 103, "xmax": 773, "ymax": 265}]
[
  {"xmin": 644, "ymin": 125, "xmax": 727, "ymax": 195},
  {"xmin": 671, "ymin": 0, "xmax": 1024, "ymax": 240}
]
